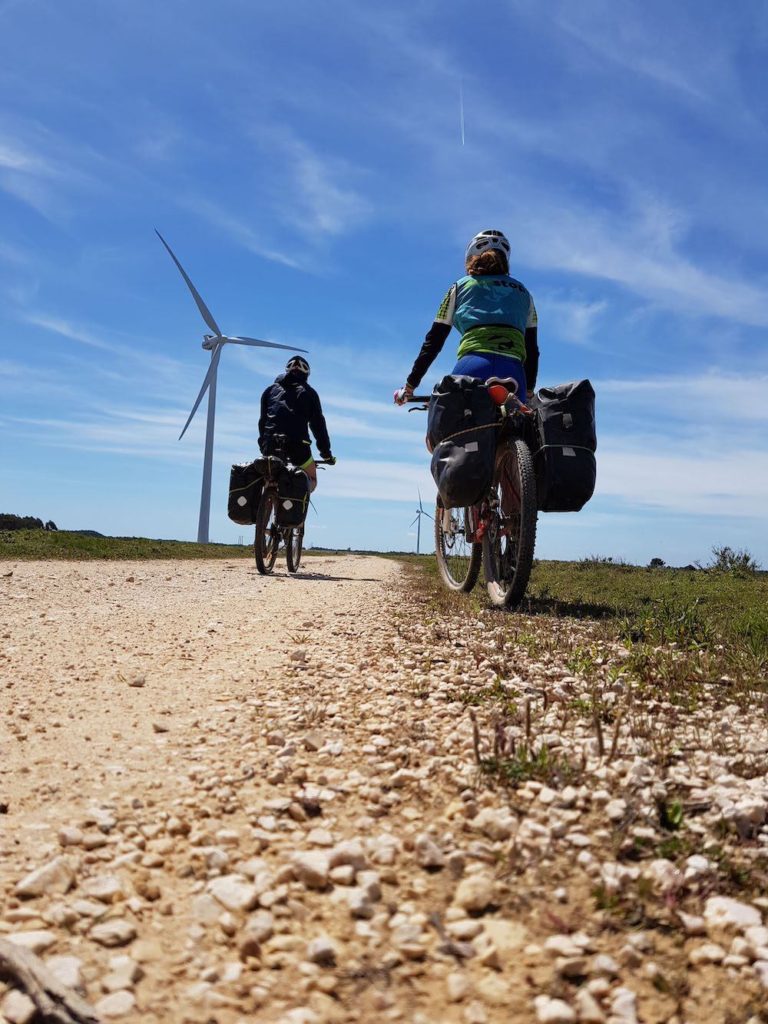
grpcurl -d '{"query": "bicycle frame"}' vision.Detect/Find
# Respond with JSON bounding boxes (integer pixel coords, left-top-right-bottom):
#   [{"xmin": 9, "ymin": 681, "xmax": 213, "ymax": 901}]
[{"xmin": 397, "ymin": 377, "xmax": 538, "ymax": 606}]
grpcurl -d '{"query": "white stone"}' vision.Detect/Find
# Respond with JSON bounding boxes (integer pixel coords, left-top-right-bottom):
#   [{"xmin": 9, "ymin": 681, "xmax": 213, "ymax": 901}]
[
  {"xmin": 677, "ymin": 911, "xmax": 706, "ymax": 936},
  {"xmin": 414, "ymin": 833, "xmax": 445, "ymax": 869},
  {"xmin": 590, "ymin": 953, "xmax": 619, "ymax": 977},
  {"xmin": 307, "ymin": 828, "xmax": 334, "ymax": 847},
  {"xmin": 58, "ymin": 826, "xmax": 84, "ymax": 847},
  {"xmin": 208, "ymin": 874, "xmax": 259, "ymax": 912},
  {"xmin": 292, "ymin": 851, "xmax": 330, "ymax": 889},
  {"xmin": 191, "ymin": 893, "xmax": 222, "ymax": 925},
  {"xmin": 328, "ymin": 839, "xmax": 367, "ymax": 871},
  {"xmin": 605, "ymin": 799, "xmax": 627, "ymax": 822},
  {"xmin": 82, "ymin": 875, "xmax": 124, "ymax": 903},
  {"xmin": 446, "ymin": 970, "xmax": 470, "ymax": 1002},
  {"xmin": 453, "ymin": 872, "xmax": 495, "ymax": 913},
  {"xmin": 447, "ymin": 918, "xmax": 483, "ymax": 940},
  {"xmin": 483, "ymin": 918, "xmax": 527, "ymax": 954},
  {"xmin": 306, "ymin": 935, "xmax": 337, "ymax": 966},
  {"xmin": 102, "ymin": 955, "xmax": 142, "ymax": 992},
  {"xmin": 609, "ymin": 987, "xmax": 639, "ymax": 1024},
  {"xmin": 1, "ymin": 990, "xmax": 36, "ymax": 1024},
  {"xmin": 754, "ymin": 960, "xmax": 768, "ymax": 990},
  {"xmin": 94, "ymin": 990, "xmax": 136, "ymax": 1018},
  {"xmin": 704, "ymin": 896, "xmax": 762, "ymax": 937},
  {"xmin": 90, "ymin": 919, "xmax": 137, "ymax": 947},
  {"xmin": 357, "ymin": 870, "xmax": 381, "ymax": 902},
  {"xmin": 533, "ymin": 995, "xmax": 576, "ymax": 1023},
  {"xmin": 14, "ymin": 857, "xmax": 75, "ymax": 898},
  {"xmin": 689, "ymin": 943, "xmax": 726, "ymax": 965},
  {"xmin": 544, "ymin": 934, "xmax": 584, "ymax": 959},
  {"xmin": 45, "ymin": 955, "xmax": 83, "ymax": 991},
  {"xmin": 344, "ymin": 887, "xmax": 373, "ymax": 919},
  {"xmin": 642, "ymin": 858, "xmax": 681, "ymax": 893},
  {"xmin": 329, "ymin": 864, "xmax": 355, "ymax": 885},
  {"xmin": 471, "ymin": 807, "xmax": 516, "ymax": 841},
  {"xmin": 727, "ymin": 799, "xmax": 767, "ymax": 838},
  {"xmin": 574, "ymin": 988, "xmax": 606, "ymax": 1023},
  {"xmin": 7, "ymin": 930, "xmax": 57, "ymax": 954}
]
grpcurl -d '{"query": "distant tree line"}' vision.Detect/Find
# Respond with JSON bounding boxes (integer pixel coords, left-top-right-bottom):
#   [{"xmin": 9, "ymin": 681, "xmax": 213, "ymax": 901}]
[{"xmin": 0, "ymin": 514, "xmax": 58, "ymax": 532}]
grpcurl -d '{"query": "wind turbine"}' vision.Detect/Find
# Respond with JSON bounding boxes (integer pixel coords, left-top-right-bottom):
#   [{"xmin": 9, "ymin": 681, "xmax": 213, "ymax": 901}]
[
  {"xmin": 410, "ymin": 490, "xmax": 433, "ymax": 555},
  {"xmin": 156, "ymin": 230, "xmax": 306, "ymax": 544}
]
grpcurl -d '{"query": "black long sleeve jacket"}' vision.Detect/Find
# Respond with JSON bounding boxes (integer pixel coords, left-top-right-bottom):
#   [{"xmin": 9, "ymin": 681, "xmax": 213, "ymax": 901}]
[{"xmin": 258, "ymin": 371, "xmax": 332, "ymax": 459}]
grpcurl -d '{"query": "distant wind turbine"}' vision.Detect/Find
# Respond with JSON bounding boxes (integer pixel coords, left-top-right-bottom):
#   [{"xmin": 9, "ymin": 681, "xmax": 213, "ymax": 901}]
[
  {"xmin": 156, "ymin": 229, "xmax": 305, "ymax": 544},
  {"xmin": 410, "ymin": 490, "xmax": 433, "ymax": 555}
]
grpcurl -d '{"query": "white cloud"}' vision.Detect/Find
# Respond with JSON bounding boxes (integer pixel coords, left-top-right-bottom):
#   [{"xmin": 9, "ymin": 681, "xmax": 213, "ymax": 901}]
[
  {"xmin": 598, "ymin": 372, "xmax": 768, "ymax": 424},
  {"xmin": 21, "ymin": 312, "xmax": 188, "ymax": 381},
  {"xmin": 287, "ymin": 142, "xmax": 371, "ymax": 238},
  {"xmin": 598, "ymin": 441, "xmax": 768, "ymax": 518},
  {"xmin": 519, "ymin": 198, "xmax": 768, "ymax": 329},
  {"xmin": 176, "ymin": 196, "xmax": 306, "ymax": 270},
  {"xmin": 539, "ymin": 293, "xmax": 607, "ymax": 345}
]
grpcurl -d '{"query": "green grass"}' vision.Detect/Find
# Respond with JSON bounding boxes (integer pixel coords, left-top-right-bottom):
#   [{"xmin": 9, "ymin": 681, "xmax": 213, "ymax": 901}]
[
  {"xmin": 526, "ymin": 559, "xmax": 768, "ymax": 650},
  {"xmin": 0, "ymin": 530, "xmax": 255, "ymax": 560}
]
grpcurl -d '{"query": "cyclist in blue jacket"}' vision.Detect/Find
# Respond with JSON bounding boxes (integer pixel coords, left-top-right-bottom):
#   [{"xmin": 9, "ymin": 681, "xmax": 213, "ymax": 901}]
[{"xmin": 396, "ymin": 229, "xmax": 539, "ymax": 402}]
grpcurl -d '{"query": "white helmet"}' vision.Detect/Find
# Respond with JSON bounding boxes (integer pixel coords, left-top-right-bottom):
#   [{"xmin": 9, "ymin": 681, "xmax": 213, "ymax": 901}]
[
  {"xmin": 286, "ymin": 356, "xmax": 310, "ymax": 376},
  {"xmin": 465, "ymin": 229, "xmax": 511, "ymax": 264}
]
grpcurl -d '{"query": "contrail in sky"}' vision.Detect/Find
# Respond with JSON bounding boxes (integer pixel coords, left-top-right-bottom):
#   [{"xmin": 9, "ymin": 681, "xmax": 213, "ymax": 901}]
[{"xmin": 460, "ymin": 80, "xmax": 465, "ymax": 146}]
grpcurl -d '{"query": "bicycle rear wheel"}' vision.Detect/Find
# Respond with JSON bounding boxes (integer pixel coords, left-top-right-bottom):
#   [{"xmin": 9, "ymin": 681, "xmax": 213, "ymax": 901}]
[
  {"xmin": 434, "ymin": 500, "xmax": 482, "ymax": 592},
  {"xmin": 286, "ymin": 528, "xmax": 303, "ymax": 574},
  {"xmin": 482, "ymin": 438, "xmax": 537, "ymax": 608},
  {"xmin": 254, "ymin": 491, "xmax": 280, "ymax": 574}
]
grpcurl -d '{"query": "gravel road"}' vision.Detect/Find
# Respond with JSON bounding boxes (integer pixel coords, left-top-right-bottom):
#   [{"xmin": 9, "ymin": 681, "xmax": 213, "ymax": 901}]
[{"xmin": 1, "ymin": 557, "xmax": 767, "ymax": 1024}]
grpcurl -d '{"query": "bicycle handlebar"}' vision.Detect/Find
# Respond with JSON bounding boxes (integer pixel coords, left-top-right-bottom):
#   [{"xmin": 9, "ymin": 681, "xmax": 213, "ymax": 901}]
[{"xmin": 393, "ymin": 388, "xmax": 430, "ymax": 405}]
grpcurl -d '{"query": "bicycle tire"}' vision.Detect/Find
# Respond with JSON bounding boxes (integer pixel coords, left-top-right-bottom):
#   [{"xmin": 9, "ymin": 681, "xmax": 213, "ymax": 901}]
[
  {"xmin": 482, "ymin": 438, "xmax": 537, "ymax": 608},
  {"xmin": 254, "ymin": 490, "xmax": 280, "ymax": 575},
  {"xmin": 285, "ymin": 528, "xmax": 303, "ymax": 574},
  {"xmin": 434, "ymin": 499, "xmax": 482, "ymax": 592}
]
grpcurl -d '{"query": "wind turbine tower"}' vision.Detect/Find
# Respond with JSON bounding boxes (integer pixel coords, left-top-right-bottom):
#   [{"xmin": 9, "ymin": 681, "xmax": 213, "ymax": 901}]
[
  {"xmin": 156, "ymin": 231, "xmax": 306, "ymax": 543},
  {"xmin": 410, "ymin": 490, "xmax": 433, "ymax": 555}
]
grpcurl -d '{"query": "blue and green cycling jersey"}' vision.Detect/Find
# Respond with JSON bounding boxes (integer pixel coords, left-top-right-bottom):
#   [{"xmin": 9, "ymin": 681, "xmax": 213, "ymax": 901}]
[{"xmin": 435, "ymin": 274, "xmax": 537, "ymax": 363}]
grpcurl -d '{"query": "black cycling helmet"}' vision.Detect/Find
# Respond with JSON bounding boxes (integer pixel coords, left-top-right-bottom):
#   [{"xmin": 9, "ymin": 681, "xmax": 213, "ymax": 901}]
[{"xmin": 285, "ymin": 356, "xmax": 310, "ymax": 376}]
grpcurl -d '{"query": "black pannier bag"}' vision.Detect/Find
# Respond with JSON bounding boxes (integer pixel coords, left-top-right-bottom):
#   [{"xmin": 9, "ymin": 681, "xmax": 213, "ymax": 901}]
[
  {"xmin": 428, "ymin": 375, "xmax": 498, "ymax": 509},
  {"xmin": 530, "ymin": 380, "xmax": 597, "ymax": 512},
  {"xmin": 228, "ymin": 460, "xmax": 265, "ymax": 525},
  {"xmin": 276, "ymin": 466, "xmax": 310, "ymax": 527}
]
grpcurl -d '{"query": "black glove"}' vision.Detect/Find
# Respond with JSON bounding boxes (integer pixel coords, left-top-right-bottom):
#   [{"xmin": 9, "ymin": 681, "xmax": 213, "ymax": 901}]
[{"xmin": 321, "ymin": 453, "xmax": 336, "ymax": 465}]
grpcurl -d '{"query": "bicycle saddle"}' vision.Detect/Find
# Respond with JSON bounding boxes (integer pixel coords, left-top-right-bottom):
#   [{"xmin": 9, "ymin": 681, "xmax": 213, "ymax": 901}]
[{"xmin": 485, "ymin": 376, "xmax": 519, "ymax": 395}]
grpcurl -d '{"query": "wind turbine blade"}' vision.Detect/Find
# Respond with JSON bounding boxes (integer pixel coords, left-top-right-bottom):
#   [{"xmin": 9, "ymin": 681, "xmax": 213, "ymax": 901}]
[
  {"xmin": 155, "ymin": 229, "xmax": 223, "ymax": 338},
  {"xmin": 410, "ymin": 515, "xmax": 420, "ymax": 528},
  {"xmin": 179, "ymin": 344, "xmax": 222, "ymax": 440},
  {"xmin": 228, "ymin": 336, "xmax": 308, "ymax": 354},
  {"xmin": 418, "ymin": 487, "xmax": 424, "ymax": 512},
  {"xmin": 422, "ymin": 511, "xmax": 434, "ymax": 521}
]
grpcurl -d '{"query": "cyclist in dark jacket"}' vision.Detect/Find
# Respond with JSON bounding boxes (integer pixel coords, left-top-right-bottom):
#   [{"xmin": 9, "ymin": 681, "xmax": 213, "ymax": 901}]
[{"xmin": 258, "ymin": 356, "xmax": 334, "ymax": 491}]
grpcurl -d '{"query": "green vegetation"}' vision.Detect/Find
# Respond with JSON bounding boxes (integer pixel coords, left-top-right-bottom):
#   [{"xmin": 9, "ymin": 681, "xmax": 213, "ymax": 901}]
[
  {"xmin": 479, "ymin": 744, "xmax": 582, "ymax": 789},
  {"xmin": 0, "ymin": 529, "xmax": 253, "ymax": 561},
  {"xmin": 526, "ymin": 558, "xmax": 768, "ymax": 680}
]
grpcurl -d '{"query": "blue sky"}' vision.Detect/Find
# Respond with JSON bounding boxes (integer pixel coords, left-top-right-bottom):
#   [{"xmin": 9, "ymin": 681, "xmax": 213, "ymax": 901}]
[{"xmin": 2, "ymin": 0, "xmax": 767, "ymax": 565}]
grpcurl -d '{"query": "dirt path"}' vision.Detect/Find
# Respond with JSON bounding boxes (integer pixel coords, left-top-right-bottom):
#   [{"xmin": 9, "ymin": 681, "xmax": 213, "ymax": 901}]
[
  {"xmin": 1, "ymin": 558, "xmax": 767, "ymax": 1024},
  {"xmin": 1, "ymin": 557, "xmax": 391, "ymax": 814}
]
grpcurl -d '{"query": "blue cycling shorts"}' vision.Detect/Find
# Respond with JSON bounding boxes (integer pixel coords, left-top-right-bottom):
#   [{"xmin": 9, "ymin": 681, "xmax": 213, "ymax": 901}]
[{"xmin": 452, "ymin": 352, "xmax": 527, "ymax": 403}]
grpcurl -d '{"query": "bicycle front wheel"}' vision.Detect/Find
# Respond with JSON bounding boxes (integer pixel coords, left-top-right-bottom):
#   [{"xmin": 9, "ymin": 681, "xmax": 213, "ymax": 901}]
[
  {"xmin": 254, "ymin": 491, "xmax": 280, "ymax": 574},
  {"xmin": 483, "ymin": 439, "xmax": 537, "ymax": 608},
  {"xmin": 286, "ymin": 528, "xmax": 303, "ymax": 574},
  {"xmin": 434, "ymin": 500, "xmax": 482, "ymax": 592}
]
